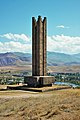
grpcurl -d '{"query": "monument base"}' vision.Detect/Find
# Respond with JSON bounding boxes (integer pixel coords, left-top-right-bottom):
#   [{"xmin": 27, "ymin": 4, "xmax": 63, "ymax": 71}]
[{"xmin": 24, "ymin": 76, "xmax": 55, "ymax": 87}]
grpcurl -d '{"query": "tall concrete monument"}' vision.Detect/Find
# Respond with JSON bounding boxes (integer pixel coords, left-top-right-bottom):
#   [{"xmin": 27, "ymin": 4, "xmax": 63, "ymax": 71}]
[
  {"xmin": 24, "ymin": 16, "xmax": 55, "ymax": 87},
  {"xmin": 32, "ymin": 16, "xmax": 47, "ymax": 76}
]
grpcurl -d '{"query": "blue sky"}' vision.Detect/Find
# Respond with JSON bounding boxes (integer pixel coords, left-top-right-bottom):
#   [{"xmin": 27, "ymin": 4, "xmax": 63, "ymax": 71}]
[{"xmin": 0, "ymin": 0, "xmax": 80, "ymax": 54}]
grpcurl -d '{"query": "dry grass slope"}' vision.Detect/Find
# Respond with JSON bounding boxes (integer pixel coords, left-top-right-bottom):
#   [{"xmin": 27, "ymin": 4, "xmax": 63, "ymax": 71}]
[
  {"xmin": 0, "ymin": 65, "xmax": 80, "ymax": 73},
  {"xmin": 0, "ymin": 89, "xmax": 80, "ymax": 120}
]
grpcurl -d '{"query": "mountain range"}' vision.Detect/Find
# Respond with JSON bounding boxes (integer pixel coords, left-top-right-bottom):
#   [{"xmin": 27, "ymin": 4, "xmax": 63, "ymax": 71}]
[{"xmin": 0, "ymin": 52, "xmax": 80, "ymax": 66}]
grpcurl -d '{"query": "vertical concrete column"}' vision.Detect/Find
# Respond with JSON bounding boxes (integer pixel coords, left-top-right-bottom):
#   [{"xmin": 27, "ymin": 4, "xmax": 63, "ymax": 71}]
[
  {"xmin": 32, "ymin": 17, "xmax": 36, "ymax": 76},
  {"xmin": 43, "ymin": 17, "xmax": 47, "ymax": 76},
  {"xmin": 36, "ymin": 17, "xmax": 40, "ymax": 76},
  {"xmin": 37, "ymin": 16, "xmax": 43, "ymax": 76}
]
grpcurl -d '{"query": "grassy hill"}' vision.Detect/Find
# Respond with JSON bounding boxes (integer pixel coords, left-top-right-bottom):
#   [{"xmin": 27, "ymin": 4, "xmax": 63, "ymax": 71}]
[{"xmin": 0, "ymin": 88, "xmax": 80, "ymax": 120}]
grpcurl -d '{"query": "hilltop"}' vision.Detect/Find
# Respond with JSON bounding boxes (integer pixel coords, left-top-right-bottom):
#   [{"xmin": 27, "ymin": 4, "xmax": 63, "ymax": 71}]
[{"xmin": 0, "ymin": 88, "xmax": 80, "ymax": 120}]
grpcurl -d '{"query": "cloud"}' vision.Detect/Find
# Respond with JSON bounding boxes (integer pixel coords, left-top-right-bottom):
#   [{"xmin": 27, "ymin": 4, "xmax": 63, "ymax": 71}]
[
  {"xmin": 47, "ymin": 34, "xmax": 80, "ymax": 54},
  {"xmin": 0, "ymin": 33, "xmax": 80, "ymax": 54},
  {"xmin": 0, "ymin": 41, "xmax": 31, "ymax": 53},
  {"xmin": 0, "ymin": 33, "xmax": 31, "ymax": 43},
  {"xmin": 56, "ymin": 25, "xmax": 70, "ymax": 29},
  {"xmin": 0, "ymin": 33, "xmax": 31, "ymax": 53}
]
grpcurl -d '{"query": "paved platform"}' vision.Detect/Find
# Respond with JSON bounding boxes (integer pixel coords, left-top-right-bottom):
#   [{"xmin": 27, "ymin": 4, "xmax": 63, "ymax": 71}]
[{"xmin": 7, "ymin": 85, "xmax": 71, "ymax": 92}]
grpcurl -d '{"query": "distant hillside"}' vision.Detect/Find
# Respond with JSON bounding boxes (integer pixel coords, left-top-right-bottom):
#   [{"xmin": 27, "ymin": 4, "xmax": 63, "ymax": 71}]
[
  {"xmin": 0, "ymin": 52, "xmax": 31, "ymax": 66},
  {"xmin": 0, "ymin": 52, "xmax": 80, "ymax": 66},
  {"xmin": 47, "ymin": 52, "xmax": 80, "ymax": 66}
]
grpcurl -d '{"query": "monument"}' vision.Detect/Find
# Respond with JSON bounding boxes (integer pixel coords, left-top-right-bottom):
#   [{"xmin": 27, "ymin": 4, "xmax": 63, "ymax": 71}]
[{"xmin": 24, "ymin": 16, "xmax": 55, "ymax": 87}]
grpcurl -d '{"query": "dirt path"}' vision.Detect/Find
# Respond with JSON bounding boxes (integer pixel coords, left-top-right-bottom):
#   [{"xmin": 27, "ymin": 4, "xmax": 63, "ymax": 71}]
[{"xmin": 0, "ymin": 90, "xmax": 53, "ymax": 99}]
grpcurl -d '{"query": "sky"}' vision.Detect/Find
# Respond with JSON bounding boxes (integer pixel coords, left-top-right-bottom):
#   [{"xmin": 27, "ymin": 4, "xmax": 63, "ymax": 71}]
[{"xmin": 0, "ymin": 0, "xmax": 80, "ymax": 54}]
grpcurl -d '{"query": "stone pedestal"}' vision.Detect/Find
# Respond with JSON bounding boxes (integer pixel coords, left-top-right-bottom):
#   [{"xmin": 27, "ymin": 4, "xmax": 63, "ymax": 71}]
[{"xmin": 24, "ymin": 76, "xmax": 55, "ymax": 87}]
